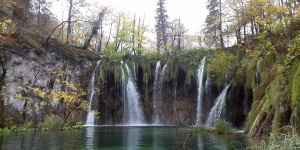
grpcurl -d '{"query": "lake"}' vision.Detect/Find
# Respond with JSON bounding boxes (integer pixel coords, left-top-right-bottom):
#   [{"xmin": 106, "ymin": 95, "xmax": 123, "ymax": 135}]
[{"xmin": 0, "ymin": 126, "xmax": 255, "ymax": 150}]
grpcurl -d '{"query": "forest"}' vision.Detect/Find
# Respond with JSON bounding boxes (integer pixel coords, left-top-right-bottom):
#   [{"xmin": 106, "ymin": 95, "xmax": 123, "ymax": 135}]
[{"xmin": 1, "ymin": 0, "xmax": 300, "ymax": 146}]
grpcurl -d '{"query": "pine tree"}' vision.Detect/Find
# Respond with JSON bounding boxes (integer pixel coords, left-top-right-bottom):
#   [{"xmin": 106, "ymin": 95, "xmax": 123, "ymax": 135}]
[
  {"xmin": 155, "ymin": 0, "xmax": 169, "ymax": 53},
  {"xmin": 204, "ymin": 0, "xmax": 224, "ymax": 48}
]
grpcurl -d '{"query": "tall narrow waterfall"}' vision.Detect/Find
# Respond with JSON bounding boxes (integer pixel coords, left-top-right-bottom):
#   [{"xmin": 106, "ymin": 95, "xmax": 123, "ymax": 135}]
[
  {"xmin": 85, "ymin": 60, "xmax": 100, "ymax": 125},
  {"xmin": 255, "ymin": 61, "xmax": 261, "ymax": 86},
  {"xmin": 121, "ymin": 62, "xmax": 144, "ymax": 125},
  {"xmin": 153, "ymin": 61, "xmax": 167, "ymax": 124},
  {"xmin": 196, "ymin": 57, "xmax": 206, "ymax": 126},
  {"xmin": 206, "ymin": 83, "xmax": 231, "ymax": 127}
]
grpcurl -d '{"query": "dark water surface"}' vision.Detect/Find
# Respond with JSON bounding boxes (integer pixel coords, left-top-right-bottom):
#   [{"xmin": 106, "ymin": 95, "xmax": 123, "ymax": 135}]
[{"xmin": 0, "ymin": 126, "xmax": 255, "ymax": 150}]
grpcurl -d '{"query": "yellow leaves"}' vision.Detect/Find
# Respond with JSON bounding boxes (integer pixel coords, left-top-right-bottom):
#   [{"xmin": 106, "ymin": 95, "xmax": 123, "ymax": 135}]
[
  {"xmin": 4, "ymin": 19, "xmax": 12, "ymax": 24},
  {"xmin": 41, "ymin": 101, "xmax": 47, "ymax": 106},
  {"xmin": 13, "ymin": 71, "xmax": 88, "ymax": 113},
  {"xmin": 31, "ymin": 88, "xmax": 46, "ymax": 99},
  {"xmin": 55, "ymin": 78, "xmax": 60, "ymax": 83},
  {"xmin": 15, "ymin": 94, "xmax": 22, "ymax": 99}
]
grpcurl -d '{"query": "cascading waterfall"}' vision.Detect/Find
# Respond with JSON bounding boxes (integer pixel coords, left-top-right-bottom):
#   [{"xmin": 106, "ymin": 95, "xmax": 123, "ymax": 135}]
[
  {"xmin": 121, "ymin": 62, "xmax": 144, "ymax": 125},
  {"xmin": 205, "ymin": 76, "xmax": 211, "ymax": 98},
  {"xmin": 152, "ymin": 61, "xmax": 167, "ymax": 124},
  {"xmin": 196, "ymin": 57, "xmax": 206, "ymax": 126},
  {"xmin": 205, "ymin": 83, "xmax": 231, "ymax": 127},
  {"xmin": 85, "ymin": 60, "xmax": 100, "ymax": 125},
  {"xmin": 255, "ymin": 61, "xmax": 261, "ymax": 86}
]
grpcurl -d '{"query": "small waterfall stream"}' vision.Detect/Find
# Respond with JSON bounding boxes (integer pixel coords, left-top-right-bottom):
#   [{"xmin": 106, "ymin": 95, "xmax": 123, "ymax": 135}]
[
  {"xmin": 153, "ymin": 61, "xmax": 167, "ymax": 124},
  {"xmin": 121, "ymin": 62, "xmax": 144, "ymax": 125},
  {"xmin": 205, "ymin": 83, "xmax": 231, "ymax": 127},
  {"xmin": 196, "ymin": 57, "xmax": 206, "ymax": 126},
  {"xmin": 85, "ymin": 60, "xmax": 100, "ymax": 125},
  {"xmin": 255, "ymin": 61, "xmax": 261, "ymax": 86}
]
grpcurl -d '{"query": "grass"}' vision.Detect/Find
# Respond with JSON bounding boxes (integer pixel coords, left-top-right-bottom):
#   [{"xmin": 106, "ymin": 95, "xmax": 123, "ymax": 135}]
[
  {"xmin": 259, "ymin": 133, "xmax": 300, "ymax": 150},
  {"xmin": 194, "ymin": 121, "xmax": 234, "ymax": 135},
  {"xmin": 194, "ymin": 126, "xmax": 213, "ymax": 133}
]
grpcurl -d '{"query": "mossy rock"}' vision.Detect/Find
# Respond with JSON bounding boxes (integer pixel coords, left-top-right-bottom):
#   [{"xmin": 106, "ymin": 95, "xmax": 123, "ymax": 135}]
[{"xmin": 292, "ymin": 63, "xmax": 300, "ymax": 108}]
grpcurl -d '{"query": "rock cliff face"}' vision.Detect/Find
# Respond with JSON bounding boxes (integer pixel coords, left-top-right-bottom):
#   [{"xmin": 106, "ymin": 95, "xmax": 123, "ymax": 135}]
[{"xmin": 0, "ymin": 42, "xmax": 93, "ymax": 126}]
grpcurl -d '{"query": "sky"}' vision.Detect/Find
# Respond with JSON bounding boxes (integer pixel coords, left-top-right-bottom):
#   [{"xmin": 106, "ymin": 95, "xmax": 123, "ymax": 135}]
[{"xmin": 51, "ymin": 0, "xmax": 208, "ymax": 34}]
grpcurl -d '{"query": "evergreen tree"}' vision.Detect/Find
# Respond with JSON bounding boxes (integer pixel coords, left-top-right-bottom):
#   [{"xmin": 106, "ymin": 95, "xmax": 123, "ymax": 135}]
[
  {"xmin": 155, "ymin": 0, "xmax": 169, "ymax": 53},
  {"xmin": 204, "ymin": 0, "xmax": 224, "ymax": 48}
]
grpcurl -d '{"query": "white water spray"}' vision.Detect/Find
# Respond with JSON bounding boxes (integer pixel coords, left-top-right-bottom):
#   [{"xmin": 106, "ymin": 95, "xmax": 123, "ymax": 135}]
[
  {"xmin": 196, "ymin": 57, "xmax": 206, "ymax": 126},
  {"xmin": 206, "ymin": 83, "xmax": 231, "ymax": 127},
  {"xmin": 121, "ymin": 62, "xmax": 144, "ymax": 125},
  {"xmin": 85, "ymin": 60, "xmax": 100, "ymax": 125},
  {"xmin": 153, "ymin": 61, "xmax": 167, "ymax": 124}
]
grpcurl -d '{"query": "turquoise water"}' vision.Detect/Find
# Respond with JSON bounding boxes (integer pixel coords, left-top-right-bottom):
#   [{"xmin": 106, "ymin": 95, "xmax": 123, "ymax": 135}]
[{"xmin": 0, "ymin": 126, "xmax": 254, "ymax": 150}]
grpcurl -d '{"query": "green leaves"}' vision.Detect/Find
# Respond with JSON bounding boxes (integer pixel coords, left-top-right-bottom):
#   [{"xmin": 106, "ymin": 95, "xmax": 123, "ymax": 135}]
[{"xmin": 208, "ymin": 51, "xmax": 238, "ymax": 88}]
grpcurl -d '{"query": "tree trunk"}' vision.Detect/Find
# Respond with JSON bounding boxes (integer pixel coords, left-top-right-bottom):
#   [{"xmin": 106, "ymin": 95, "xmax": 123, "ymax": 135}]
[
  {"xmin": 0, "ymin": 67, "xmax": 6, "ymax": 128},
  {"xmin": 243, "ymin": 25, "xmax": 247, "ymax": 42},
  {"xmin": 66, "ymin": 0, "xmax": 73, "ymax": 44},
  {"xmin": 104, "ymin": 23, "xmax": 113, "ymax": 50},
  {"xmin": 98, "ymin": 20, "xmax": 103, "ymax": 52},
  {"xmin": 249, "ymin": 109, "xmax": 266, "ymax": 137},
  {"xmin": 37, "ymin": 0, "xmax": 41, "ymax": 28},
  {"xmin": 219, "ymin": 0, "xmax": 224, "ymax": 49},
  {"xmin": 251, "ymin": 18, "xmax": 255, "ymax": 36}
]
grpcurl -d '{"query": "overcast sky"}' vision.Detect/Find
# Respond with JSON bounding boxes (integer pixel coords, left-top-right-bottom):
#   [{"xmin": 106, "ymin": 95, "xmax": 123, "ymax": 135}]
[{"xmin": 52, "ymin": 0, "xmax": 208, "ymax": 34}]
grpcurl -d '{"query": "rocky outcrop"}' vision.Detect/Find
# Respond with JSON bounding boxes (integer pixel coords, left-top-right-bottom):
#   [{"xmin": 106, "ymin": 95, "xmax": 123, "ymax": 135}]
[{"xmin": 0, "ymin": 42, "xmax": 93, "ymax": 126}]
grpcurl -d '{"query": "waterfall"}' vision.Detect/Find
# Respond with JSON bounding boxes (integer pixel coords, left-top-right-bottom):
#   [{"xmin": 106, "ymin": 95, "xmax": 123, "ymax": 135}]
[
  {"xmin": 121, "ymin": 62, "xmax": 144, "ymax": 125},
  {"xmin": 255, "ymin": 61, "xmax": 261, "ymax": 86},
  {"xmin": 206, "ymin": 83, "xmax": 231, "ymax": 127},
  {"xmin": 196, "ymin": 57, "xmax": 206, "ymax": 126},
  {"xmin": 85, "ymin": 60, "xmax": 100, "ymax": 125},
  {"xmin": 205, "ymin": 76, "xmax": 211, "ymax": 98},
  {"xmin": 152, "ymin": 61, "xmax": 167, "ymax": 124}
]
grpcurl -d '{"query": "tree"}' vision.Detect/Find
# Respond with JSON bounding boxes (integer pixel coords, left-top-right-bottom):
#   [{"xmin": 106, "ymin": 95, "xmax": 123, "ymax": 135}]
[
  {"xmin": 208, "ymin": 51, "xmax": 238, "ymax": 88},
  {"xmin": 168, "ymin": 17, "xmax": 187, "ymax": 50},
  {"xmin": 136, "ymin": 15, "xmax": 147, "ymax": 55},
  {"xmin": 82, "ymin": 7, "xmax": 107, "ymax": 50},
  {"xmin": 65, "ymin": 0, "xmax": 86, "ymax": 44},
  {"xmin": 32, "ymin": 0, "xmax": 52, "ymax": 28},
  {"xmin": 155, "ymin": 0, "xmax": 169, "ymax": 53},
  {"xmin": 204, "ymin": 0, "xmax": 224, "ymax": 48}
]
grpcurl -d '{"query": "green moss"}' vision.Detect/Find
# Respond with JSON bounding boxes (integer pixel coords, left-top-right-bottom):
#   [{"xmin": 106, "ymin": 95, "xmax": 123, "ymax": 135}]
[
  {"xmin": 245, "ymin": 96, "xmax": 268, "ymax": 133},
  {"xmin": 245, "ymin": 61, "xmax": 256, "ymax": 90},
  {"xmin": 292, "ymin": 64, "xmax": 300, "ymax": 108},
  {"xmin": 184, "ymin": 69, "xmax": 196, "ymax": 86}
]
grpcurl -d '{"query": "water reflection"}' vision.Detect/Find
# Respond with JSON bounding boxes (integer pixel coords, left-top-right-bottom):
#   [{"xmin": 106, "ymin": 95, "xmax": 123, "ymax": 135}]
[
  {"xmin": 197, "ymin": 133, "xmax": 203, "ymax": 149},
  {"xmin": 85, "ymin": 127, "xmax": 94, "ymax": 149},
  {"xmin": 152, "ymin": 128, "xmax": 164, "ymax": 149},
  {"xmin": 0, "ymin": 126, "xmax": 254, "ymax": 149},
  {"xmin": 125, "ymin": 127, "xmax": 141, "ymax": 149}
]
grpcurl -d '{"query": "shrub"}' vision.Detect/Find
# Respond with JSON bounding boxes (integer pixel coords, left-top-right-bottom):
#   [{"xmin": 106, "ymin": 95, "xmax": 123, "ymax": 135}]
[
  {"xmin": 194, "ymin": 126, "xmax": 212, "ymax": 133},
  {"xmin": 18, "ymin": 121, "xmax": 33, "ymax": 132},
  {"xmin": 0, "ymin": 127, "xmax": 12, "ymax": 134},
  {"xmin": 37, "ymin": 120, "xmax": 64, "ymax": 131},
  {"xmin": 214, "ymin": 121, "xmax": 233, "ymax": 134}
]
